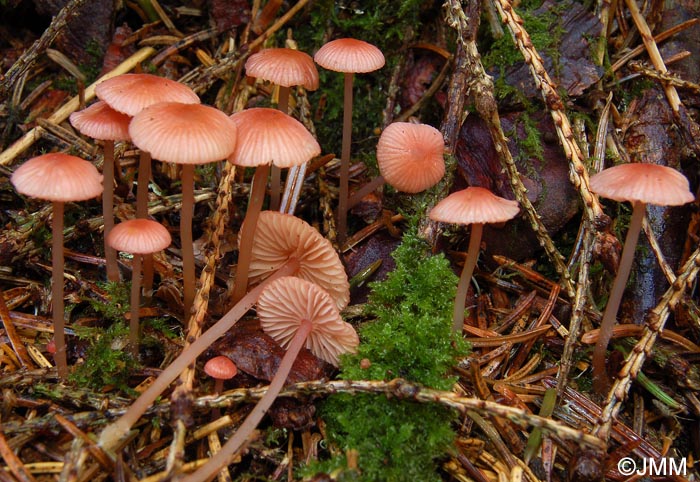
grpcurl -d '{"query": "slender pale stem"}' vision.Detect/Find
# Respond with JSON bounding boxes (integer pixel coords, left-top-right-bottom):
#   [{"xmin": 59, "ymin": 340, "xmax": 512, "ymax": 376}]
[
  {"xmin": 136, "ymin": 151, "xmax": 151, "ymax": 219},
  {"xmin": 592, "ymin": 201, "xmax": 646, "ymax": 393},
  {"xmin": 52, "ymin": 201, "xmax": 68, "ymax": 379},
  {"xmin": 103, "ymin": 140, "xmax": 119, "ymax": 282},
  {"xmin": 142, "ymin": 254, "xmax": 155, "ymax": 304},
  {"xmin": 346, "ymin": 175, "xmax": 385, "ymax": 210},
  {"xmin": 182, "ymin": 319, "xmax": 313, "ymax": 482},
  {"xmin": 269, "ymin": 85, "xmax": 291, "ymax": 211},
  {"xmin": 231, "ymin": 164, "xmax": 271, "ymax": 304},
  {"xmin": 337, "ymin": 72, "xmax": 354, "ymax": 245},
  {"xmin": 97, "ymin": 257, "xmax": 300, "ymax": 452},
  {"xmin": 181, "ymin": 164, "xmax": 195, "ymax": 317},
  {"xmin": 129, "ymin": 254, "xmax": 142, "ymax": 355},
  {"xmin": 453, "ymin": 223, "xmax": 483, "ymax": 334}
]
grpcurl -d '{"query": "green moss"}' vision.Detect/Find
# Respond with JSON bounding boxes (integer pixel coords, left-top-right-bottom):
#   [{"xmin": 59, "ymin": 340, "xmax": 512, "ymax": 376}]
[
  {"xmin": 88, "ymin": 281, "xmax": 130, "ymax": 322},
  {"xmin": 312, "ymin": 225, "xmax": 469, "ymax": 481}
]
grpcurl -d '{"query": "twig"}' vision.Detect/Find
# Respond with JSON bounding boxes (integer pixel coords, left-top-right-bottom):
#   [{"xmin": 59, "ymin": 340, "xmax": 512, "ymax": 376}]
[
  {"xmin": 0, "ymin": 288, "xmax": 34, "ymax": 368},
  {"xmin": 593, "ymin": 246, "xmax": 700, "ymax": 441},
  {"xmin": 0, "ymin": 429, "xmax": 38, "ymax": 482},
  {"xmin": 0, "ymin": 47, "xmax": 156, "ymax": 166},
  {"xmin": 0, "ymin": 0, "xmax": 91, "ymax": 100}
]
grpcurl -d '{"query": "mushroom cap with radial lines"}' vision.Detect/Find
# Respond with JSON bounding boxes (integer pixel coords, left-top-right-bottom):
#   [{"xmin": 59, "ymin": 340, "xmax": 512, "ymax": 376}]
[
  {"xmin": 257, "ymin": 276, "xmax": 359, "ymax": 366},
  {"xmin": 429, "ymin": 187, "xmax": 520, "ymax": 225},
  {"xmin": 129, "ymin": 102, "xmax": 238, "ymax": 165},
  {"xmin": 243, "ymin": 211, "xmax": 350, "ymax": 310},
  {"xmin": 11, "ymin": 153, "xmax": 103, "ymax": 202},
  {"xmin": 69, "ymin": 101, "xmax": 131, "ymax": 141},
  {"xmin": 314, "ymin": 38, "xmax": 385, "ymax": 73},
  {"xmin": 245, "ymin": 48, "xmax": 319, "ymax": 90},
  {"xmin": 107, "ymin": 219, "xmax": 171, "ymax": 254},
  {"xmin": 377, "ymin": 122, "xmax": 445, "ymax": 193},
  {"xmin": 203, "ymin": 355, "xmax": 238, "ymax": 380},
  {"xmin": 228, "ymin": 108, "xmax": 320, "ymax": 168},
  {"xmin": 589, "ymin": 163, "xmax": 694, "ymax": 206},
  {"xmin": 95, "ymin": 73, "xmax": 200, "ymax": 116}
]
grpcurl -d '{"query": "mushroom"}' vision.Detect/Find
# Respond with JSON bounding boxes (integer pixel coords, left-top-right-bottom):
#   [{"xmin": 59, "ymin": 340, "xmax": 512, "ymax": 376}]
[
  {"xmin": 106, "ymin": 218, "xmax": 171, "ymax": 352},
  {"xmin": 11, "ymin": 153, "xmax": 103, "ymax": 378},
  {"xmin": 204, "ymin": 355, "xmax": 238, "ymax": 395},
  {"xmin": 69, "ymin": 101, "xmax": 131, "ymax": 282},
  {"xmin": 97, "ymin": 211, "xmax": 348, "ymax": 451},
  {"xmin": 429, "ymin": 187, "xmax": 520, "ymax": 334},
  {"xmin": 228, "ymin": 108, "xmax": 321, "ymax": 305},
  {"xmin": 245, "ymin": 47, "xmax": 319, "ymax": 210},
  {"xmin": 95, "ymin": 73, "xmax": 200, "ymax": 220},
  {"xmin": 347, "ymin": 121, "xmax": 446, "ymax": 208},
  {"xmin": 182, "ymin": 276, "xmax": 358, "ymax": 482},
  {"xmin": 589, "ymin": 162, "xmax": 694, "ymax": 392},
  {"xmin": 129, "ymin": 102, "xmax": 238, "ymax": 317},
  {"xmin": 314, "ymin": 38, "xmax": 385, "ymax": 244}
]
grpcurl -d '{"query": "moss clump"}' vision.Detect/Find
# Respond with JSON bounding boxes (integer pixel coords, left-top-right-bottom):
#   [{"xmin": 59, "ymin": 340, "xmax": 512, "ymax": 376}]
[{"xmin": 312, "ymin": 226, "xmax": 469, "ymax": 481}]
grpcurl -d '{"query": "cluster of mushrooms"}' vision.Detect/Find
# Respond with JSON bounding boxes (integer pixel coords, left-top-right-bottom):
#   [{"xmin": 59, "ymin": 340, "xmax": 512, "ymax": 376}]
[{"xmin": 8, "ymin": 34, "xmax": 696, "ymax": 479}]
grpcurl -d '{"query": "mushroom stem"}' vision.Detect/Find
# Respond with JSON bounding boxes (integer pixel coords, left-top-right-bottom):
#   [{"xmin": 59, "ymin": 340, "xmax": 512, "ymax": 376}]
[
  {"xmin": 182, "ymin": 319, "xmax": 313, "ymax": 482},
  {"xmin": 129, "ymin": 254, "xmax": 142, "ymax": 354},
  {"xmin": 52, "ymin": 201, "xmax": 68, "ymax": 379},
  {"xmin": 452, "ymin": 223, "xmax": 483, "ymax": 334},
  {"xmin": 142, "ymin": 254, "xmax": 155, "ymax": 304},
  {"xmin": 337, "ymin": 72, "xmax": 354, "ymax": 245},
  {"xmin": 103, "ymin": 140, "xmax": 119, "ymax": 282},
  {"xmin": 346, "ymin": 175, "xmax": 385, "ymax": 210},
  {"xmin": 232, "ymin": 164, "xmax": 272, "ymax": 304},
  {"xmin": 135, "ymin": 151, "xmax": 151, "ymax": 219},
  {"xmin": 592, "ymin": 201, "xmax": 646, "ymax": 393},
  {"xmin": 269, "ymin": 85, "xmax": 291, "ymax": 211},
  {"xmin": 181, "ymin": 164, "xmax": 196, "ymax": 317},
  {"xmin": 97, "ymin": 256, "xmax": 300, "ymax": 452}
]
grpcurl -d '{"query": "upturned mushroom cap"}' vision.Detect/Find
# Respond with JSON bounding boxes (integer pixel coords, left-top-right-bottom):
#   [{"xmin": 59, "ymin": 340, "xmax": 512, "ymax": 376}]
[
  {"xmin": 314, "ymin": 38, "xmax": 385, "ymax": 73},
  {"xmin": 129, "ymin": 102, "xmax": 238, "ymax": 164},
  {"xmin": 257, "ymin": 277, "xmax": 359, "ymax": 366},
  {"xmin": 590, "ymin": 163, "xmax": 694, "ymax": 206},
  {"xmin": 95, "ymin": 73, "xmax": 200, "ymax": 116},
  {"xmin": 203, "ymin": 355, "xmax": 238, "ymax": 380},
  {"xmin": 11, "ymin": 153, "xmax": 103, "ymax": 202},
  {"xmin": 245, "ymin": 48, "xmax": 319, "ymax": 90},
  {"xmin": 244, "ymin": 211, "xmax": 350, "ymax": 310},
  {"xmin": 228, "ymin": 108, "xmax": 320, "ymax": 168},
  {"xmin": 430, "ymin": 187, "xmax": 520, "ymax": 225},
  {"xmin": 377, "ymin": 122, "xmax": 445, "ymax": 193},
  {"xmin": 69, "ymin": 101, "xmax": 131, "ymax": 141},
  {"xmin": 107, "ymin": 219, "xmax": 171, "ymax": 254}
]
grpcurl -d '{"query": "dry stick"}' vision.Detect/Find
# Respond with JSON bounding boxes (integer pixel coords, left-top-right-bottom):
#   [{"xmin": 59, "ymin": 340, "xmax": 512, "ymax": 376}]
[
  {"xmin": 625, "ymin": 0, "xmax": 700, "ymax": 154},
  {"xmin": 0, "ymin": 288, "xmax": 34, "ymax": 368},
  {"xmin": 0, "ymin": 429, "xmax": 38, "ymax": 482},
  {"xmin": 167, "ymin": 162, "xmax": 238, "ymax": 476},
  {"xmin": 0, "ymin": 0, "xmax": 90, "ymax": 99},
  {"xmin": 231, "ymin": 164, "xmax": 272, "ymax": 304},
  {"xmin": 97, "ymin": 258, "xmax": 300, "ymax": 453},
  {"xmin": 592, "ymin": 245, "xmax": 700, "ymax": 441},
  {"xmin": 0, "ymin": 47, "xmax": 156, "ymax": 166},
  {"xmin": 444, "ymin": 0, "xmax": 576, "ymax": 300}
]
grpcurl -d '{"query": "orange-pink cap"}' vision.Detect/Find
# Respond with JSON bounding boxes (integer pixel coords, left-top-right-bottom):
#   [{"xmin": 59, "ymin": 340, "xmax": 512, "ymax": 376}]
[
  {"xmin": 245, "ymin": 48, "xmax": 319, "ymax": 90},
  {"xmin": 314, "ymin": 38, "xmax": 385, "ymax": 73},
  {"xmin": 429, "ymin": 187, "xmax": 520, "ymax": 225},
  {"xmin": 11, "ymin": 153, "xmax": 103, "ymax": 202},
  {"xmin": 95, "ymin": 73, "xmax": 200, "ymax": 116},
  {"xmin": 590, "ymin": 163, "xmax": 694, "ymax": 206},
  {"xmin": 69, "ymin": 101, "xmax": 131, "ymax": 141},
  {"xmin": 244, "ymin": 211, "xmax": 350, "ymax": 310},
  {"xmin": 107, "ymin": 219, "xmax": 171, "ymax": 254},
  {"xmin": 257, "ymin": 276, "xmax": 359, "ymax": 366},
  {"xmin": 203, "ymin": 355, "xmax": 238, "ymax": 380},
  {"xmin": 228, "ymin": 108, "xmax": 320, "ymax": 168},
  {"xmin": 377, "ymin": 122, "xmax": 445, "ymax": 193},
  {"xmin": 129, "ymin": 102, "xmax": 238, "ymax": 164}
]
